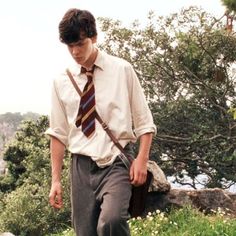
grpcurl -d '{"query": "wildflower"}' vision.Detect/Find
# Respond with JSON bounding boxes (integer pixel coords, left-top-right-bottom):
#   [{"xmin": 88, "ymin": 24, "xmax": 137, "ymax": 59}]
[
  {"xmin": 211, "ymin": 209, "xmax": 216, "ymax": 213},
  {"xmin": 151, "ymin": 231, "xmax": 159, "ymax": 235},
  {"xmin": 156, "ymin": 209, "xmax": 161, "ymax": 214},
  {"xmin": 159, "ymin": 212, "xmax": 165, "ymax": 219}
]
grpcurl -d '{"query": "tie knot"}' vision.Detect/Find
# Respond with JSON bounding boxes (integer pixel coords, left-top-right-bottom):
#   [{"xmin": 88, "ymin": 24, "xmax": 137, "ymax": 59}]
[
  {"xmin": 81, "ymin": 65, "xmax": 96, "ymax": 75},
  {"xmin": 80, "ymin": 67, "xmax": 87, "ymax": 74}
]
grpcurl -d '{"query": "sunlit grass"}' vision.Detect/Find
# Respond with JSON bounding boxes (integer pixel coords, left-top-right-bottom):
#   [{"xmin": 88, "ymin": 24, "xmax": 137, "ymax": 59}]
[{"xmin": 48, "ymin": 206, "xmax": 236, "ymax": 236}]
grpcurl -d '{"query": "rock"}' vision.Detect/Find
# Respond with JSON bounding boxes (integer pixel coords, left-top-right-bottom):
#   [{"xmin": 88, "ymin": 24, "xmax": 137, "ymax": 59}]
[
  {"xmin": 145, "ymin": 188, "xmax": 236, "ymax": 216},
  {"xmin": 147, "ymin": 160, "xmax": 171, "ymax": 192},
  {"xmin": 0, "ymin": 233, "xmax": 15, "ymax": 236}
]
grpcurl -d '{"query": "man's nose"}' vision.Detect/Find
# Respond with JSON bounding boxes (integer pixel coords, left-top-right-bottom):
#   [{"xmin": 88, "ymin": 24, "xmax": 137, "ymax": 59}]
[{"xmin": 71, "ymin": 46, "xmax": 80, "ymax": 56}]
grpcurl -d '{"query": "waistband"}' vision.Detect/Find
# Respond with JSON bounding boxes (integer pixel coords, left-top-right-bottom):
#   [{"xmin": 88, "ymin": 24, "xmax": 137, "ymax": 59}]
[
  {"xmin": 71, "ymin": 144, "xmax": 134, "ymax": 169},
  {"xmin": 96, "ymin": 142, "xmax": 135, "ymax": 168}
]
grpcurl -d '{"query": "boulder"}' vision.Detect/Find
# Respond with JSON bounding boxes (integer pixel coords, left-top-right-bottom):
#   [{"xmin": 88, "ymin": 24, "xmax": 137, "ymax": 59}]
[
  {"xmin": 145, "ymin": 188, "xmax": 236, "ymax": 216},
  {"xmin": 0, "ymin": 233, "xmax": 15, "ymax": 236}
]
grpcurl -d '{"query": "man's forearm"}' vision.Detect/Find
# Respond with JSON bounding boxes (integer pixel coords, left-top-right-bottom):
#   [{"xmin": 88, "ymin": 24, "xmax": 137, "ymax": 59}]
[
  {"xmin": 137, "ymin": 132, "xmax": 153, "ymax": 161},
  {"xmin": 50, "ymin": 136, "xmax": 65, "ymax": 183},
  {"xmin": 130, "ymin": 132, "xmax": 153, "ymax": 185}
]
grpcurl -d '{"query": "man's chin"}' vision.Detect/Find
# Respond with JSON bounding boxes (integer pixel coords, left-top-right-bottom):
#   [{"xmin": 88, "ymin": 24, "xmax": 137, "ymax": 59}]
[{"xmin": 74, "ymin": 57, "xmax": 84, "ymax": 64}]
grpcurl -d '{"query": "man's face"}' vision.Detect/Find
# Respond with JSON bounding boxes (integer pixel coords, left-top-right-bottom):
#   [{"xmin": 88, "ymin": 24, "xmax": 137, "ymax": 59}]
[{"xmin": 67, "ymin": 35, "xmax": 97, "ymax": 66}]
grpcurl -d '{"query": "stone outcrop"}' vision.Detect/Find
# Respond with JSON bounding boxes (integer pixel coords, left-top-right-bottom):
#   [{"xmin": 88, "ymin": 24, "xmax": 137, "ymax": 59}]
[
  {"xmin": 0, "ymin": 233, "xmax": 15, "ymax": 236},
  {"xmin": 145, "ymin": 188, "xmax": 236, "ymax": 216}
]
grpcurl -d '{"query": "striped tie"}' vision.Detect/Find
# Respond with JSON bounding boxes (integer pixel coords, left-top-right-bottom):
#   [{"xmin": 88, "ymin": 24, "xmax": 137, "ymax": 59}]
[{"xmin": 75, "ymin": 65, "xmax": 96, "ymax": 138}]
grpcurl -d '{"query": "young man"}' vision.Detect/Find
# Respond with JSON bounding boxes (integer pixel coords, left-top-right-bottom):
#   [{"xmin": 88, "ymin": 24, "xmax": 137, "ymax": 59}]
[{"xmin": 46, "ymin": 8, "xmax": 156, "ymax": 236}]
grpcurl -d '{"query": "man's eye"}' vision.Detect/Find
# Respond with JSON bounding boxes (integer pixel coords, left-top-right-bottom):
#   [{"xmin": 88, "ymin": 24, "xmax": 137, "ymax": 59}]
[
  {"xmin": 68, "ymin": 40, "xmax": 85, "ymax": 48},
  {"xmin": 76, "ymin": 42, "xmax": 85, "ymax": 47}
]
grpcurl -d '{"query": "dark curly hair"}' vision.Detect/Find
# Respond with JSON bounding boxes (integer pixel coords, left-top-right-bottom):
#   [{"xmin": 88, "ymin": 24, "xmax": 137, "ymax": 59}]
[{"xmin": 59, "ymin": 8, "xmax": 97, "ymax": 44}]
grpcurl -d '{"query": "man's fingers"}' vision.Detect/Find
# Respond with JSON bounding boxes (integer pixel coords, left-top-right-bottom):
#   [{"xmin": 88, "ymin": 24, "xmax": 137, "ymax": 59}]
[
  {"xmin": 55, "ymin": 193, "xmax": 63, "ymax": 208},
  {"xmin": 53, "ymin": 200, "xmax": 63, "ymax": 209},
  {"xmin": 131, "ymin": 171, "xmax": 147, "ymax": 186},
  {"xmin": 49, "ymin": 191, "xmax": 56, "ymax": 206},
  {"xmin": 129, "ymin": 163, "xmax": 134, "ymax": 181},
  {"xmin": 49, "ymin": 191, "xmax": 63, "ymax": 209}
]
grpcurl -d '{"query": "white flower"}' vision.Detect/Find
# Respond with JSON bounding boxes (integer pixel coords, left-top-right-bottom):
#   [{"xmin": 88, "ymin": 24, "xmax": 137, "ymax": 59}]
[{"xmin": 156, "ymin": 209, "xmax": 161, "ymax": 214}]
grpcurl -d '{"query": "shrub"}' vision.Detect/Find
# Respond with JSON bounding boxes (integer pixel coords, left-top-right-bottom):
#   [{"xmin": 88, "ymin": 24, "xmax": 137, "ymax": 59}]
[{"xmin": 0, "ymin": 167, "xmax": 71, "ymax": 236}]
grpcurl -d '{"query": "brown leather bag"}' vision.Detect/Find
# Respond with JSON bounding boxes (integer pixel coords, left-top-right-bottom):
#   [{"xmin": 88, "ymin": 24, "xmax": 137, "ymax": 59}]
[
  {"xmin": 66, "ymin": 69, "xmax": 153, "ymax": 218},
  {"xmin": 129, "ymin": 170, "xmax": 153, "ymax": 217}
]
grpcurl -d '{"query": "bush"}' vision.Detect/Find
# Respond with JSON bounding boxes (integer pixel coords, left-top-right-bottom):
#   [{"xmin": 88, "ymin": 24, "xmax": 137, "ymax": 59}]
[
  {"xmin": 0, "ymin": 116, "xmax": 72, "ymax": 235},
  {"xmin": 0, "ymin": 167, "xmax": 71, "ymax": 236}
]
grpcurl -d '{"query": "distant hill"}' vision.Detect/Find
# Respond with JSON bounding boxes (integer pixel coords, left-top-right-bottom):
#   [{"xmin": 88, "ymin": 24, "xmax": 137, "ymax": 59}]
[{"xmin": 0, "ymin": 112, "xmax": 40, "ymax": 174}]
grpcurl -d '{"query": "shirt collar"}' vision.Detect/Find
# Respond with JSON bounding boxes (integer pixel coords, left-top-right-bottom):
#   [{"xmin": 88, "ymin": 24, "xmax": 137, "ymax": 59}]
[{"xmin": 94, "ymin": 49, "xmax": 105, "ymax": 71}]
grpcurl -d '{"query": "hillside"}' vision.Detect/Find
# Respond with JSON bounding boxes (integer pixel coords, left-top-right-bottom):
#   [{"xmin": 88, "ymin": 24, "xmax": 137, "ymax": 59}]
[{"xmin": 0, "ymin": 112, "xmax": 40, "ymax": 174}]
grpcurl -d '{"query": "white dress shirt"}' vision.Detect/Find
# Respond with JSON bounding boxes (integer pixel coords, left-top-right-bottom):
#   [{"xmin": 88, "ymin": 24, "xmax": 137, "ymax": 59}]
[{"xmin": 45, "ymin": 50, "xmax": 156, "ymax": 167}]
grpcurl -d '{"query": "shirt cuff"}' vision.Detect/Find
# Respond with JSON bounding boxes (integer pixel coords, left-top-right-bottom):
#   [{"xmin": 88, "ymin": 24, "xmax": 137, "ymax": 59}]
[
  {"xmin": 134, "ymin": 124, "xmax": 157, "ymax": 139},
  {"xmin": 45, "ymin": 128, "xmax": 68, "ymax": 146}
]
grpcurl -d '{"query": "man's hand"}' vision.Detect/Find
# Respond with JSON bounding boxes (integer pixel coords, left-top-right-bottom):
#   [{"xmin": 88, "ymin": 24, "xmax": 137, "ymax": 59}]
[
  {"xmin": 130, "ymin": 132, "xmax": 153, "ymax": 186},
  {"xmin": 49, "ymin": 181, "xmax": 63, "ymax": 209},
  {"xmin": 49, "ymin": 137, "xmax": 65, "ymax": 209},
  {"xmin": 129, "ymin": 155, "xmax": 148, "ymax": 186}
]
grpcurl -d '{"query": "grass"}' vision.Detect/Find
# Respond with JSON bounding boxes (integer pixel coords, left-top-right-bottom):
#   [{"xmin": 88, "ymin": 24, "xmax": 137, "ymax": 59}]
[{"xmin": 48, "ymin": 206, "xmax": 236, "ymax": 236}]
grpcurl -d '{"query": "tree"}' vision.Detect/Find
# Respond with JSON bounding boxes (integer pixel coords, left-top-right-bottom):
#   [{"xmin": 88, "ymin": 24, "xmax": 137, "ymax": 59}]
[
  {"xmin": 0, "ymin": 116, "xmax": 71, "ymax": 235},
  {"xmin": 0, "ymin": 116, "xmax": 49, "ymax": 192},
  {"xmin": 98, "ymin": 6, "xmax": 236, "ymax": 189},
  {"xmin": 221, "ymin": 0, "xmax": 236, "ymax": 13}
]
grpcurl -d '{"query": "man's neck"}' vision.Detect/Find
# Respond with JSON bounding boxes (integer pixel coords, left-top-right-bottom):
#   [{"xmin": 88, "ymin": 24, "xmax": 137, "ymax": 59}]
[{"xmin": 83, "ymin": 47, "xmax": 98, "ymax": 70}]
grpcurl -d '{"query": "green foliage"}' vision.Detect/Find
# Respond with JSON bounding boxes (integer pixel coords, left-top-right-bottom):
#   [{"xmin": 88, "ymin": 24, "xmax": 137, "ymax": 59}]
[
  {"xmin": 228, "ymin": 107, "xmax": 236, "ymax": 119},
  {"xmin": 130, "ymin": 206, "xmax": 236, "ymax": 236},
  {"xmin": 98, "ymin": 6, "xmax": 236, "ymax": 189},
  {"xmin": 48, "ymin": 228, "xmax": 75, "ymax": 236},
  {"xmin": 0, "ymin": 116, "xmax": 71, "ymax": 235},
  {"xmin": 221, "ymin": 0, "xmax": 236, "ymax": 13},
  {"xmin": 1, "ymin": 116, "xmax": 49, "ymax": 192},
  {"xmin": 0, "ymin": 176, "xmax": 71, "ymax": 235},
  {"xmin": 50, "ymin": 206, "xmax": 236, "ymax": 236}
]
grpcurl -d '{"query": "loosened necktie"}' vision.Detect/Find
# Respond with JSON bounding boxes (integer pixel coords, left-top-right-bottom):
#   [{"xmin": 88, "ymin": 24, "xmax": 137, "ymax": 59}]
[{"xmin": 75, "ymin": 65, "xmax": 96, "ymax": 138}]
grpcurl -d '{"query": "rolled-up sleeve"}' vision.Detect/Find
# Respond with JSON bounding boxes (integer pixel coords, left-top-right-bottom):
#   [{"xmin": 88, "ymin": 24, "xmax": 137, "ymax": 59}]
[
  {"xmin": 128, "ymin": 65, "xmax": 157, "ymax": 138},
  {"xmin": 45, "ymin": 79, "xmax": 69, "ymax": 146}
]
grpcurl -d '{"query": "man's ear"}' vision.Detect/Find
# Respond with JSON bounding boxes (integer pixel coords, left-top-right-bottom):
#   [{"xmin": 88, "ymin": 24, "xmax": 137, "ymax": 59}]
[{"xmin": 91, "ymin": 35, "xmax": 97, "ymax": 43}]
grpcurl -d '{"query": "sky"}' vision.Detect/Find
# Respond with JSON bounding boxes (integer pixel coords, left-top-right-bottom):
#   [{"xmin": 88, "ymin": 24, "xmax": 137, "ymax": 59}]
[{"xmin": 0, "ymin": 0, "xmax": 226, "ymax": 115}]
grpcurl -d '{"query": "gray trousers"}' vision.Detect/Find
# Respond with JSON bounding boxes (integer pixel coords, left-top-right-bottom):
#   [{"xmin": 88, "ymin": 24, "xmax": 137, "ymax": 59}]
[{"xmin": 71, "ymin": 151, "xmax": 132, "ymax": 236}]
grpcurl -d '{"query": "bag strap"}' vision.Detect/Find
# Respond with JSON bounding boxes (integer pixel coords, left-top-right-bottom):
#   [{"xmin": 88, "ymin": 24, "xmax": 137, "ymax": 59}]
[{"xmin": 66, "ymin": 69, "xmax": 134, "ymax": 167}]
